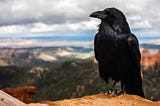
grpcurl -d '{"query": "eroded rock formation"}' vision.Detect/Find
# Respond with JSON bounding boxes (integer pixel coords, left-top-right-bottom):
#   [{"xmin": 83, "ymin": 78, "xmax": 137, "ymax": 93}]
[{"xmin": 2, "ymin": 86, "xmax": 36, "ymax": 103}]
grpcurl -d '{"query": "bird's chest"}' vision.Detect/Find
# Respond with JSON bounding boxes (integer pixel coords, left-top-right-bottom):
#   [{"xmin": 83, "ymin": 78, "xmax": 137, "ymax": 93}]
[{"xmin": 99, "ymin": 35, "xmax": 128, "ymax": 53}]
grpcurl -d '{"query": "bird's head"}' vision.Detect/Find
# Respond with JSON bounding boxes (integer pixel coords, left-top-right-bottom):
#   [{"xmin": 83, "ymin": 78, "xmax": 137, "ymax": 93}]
[{"xmin": 89, "ymin": 7, "xmax": 130, "ymax": 33}]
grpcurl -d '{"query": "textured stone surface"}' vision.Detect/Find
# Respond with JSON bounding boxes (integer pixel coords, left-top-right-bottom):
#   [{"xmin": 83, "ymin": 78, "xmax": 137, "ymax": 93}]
[
  {"xmin": 0, "ymin": 90, "xmax": 26, "ymax": 106},
  {"xmin": 28, "ymin": 94, "xmax": 160, "ymax": 106},
  {"xmin": 141, "ymin": 49, "xmax": 160, "ymax": 69},
  {"xmin": 2, "ymin": 86, "xmax": 36, "ymax": 104}
]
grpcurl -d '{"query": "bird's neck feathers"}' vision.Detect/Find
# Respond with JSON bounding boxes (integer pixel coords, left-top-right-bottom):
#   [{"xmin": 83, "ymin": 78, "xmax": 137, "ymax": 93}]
[
  {"xmin": 99, "ymin": 20, "xmax": 131, "ymax": 34},
  {"xmin": 99, "ymin": 22, "xmax": 112, "ymax": 32},
  {"xmin": 116, "ymin": 21, "xmax": 131, "ymax": 34}
]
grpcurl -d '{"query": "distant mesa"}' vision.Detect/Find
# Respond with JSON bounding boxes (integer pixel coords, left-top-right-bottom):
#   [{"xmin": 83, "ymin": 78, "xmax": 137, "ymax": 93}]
[
  {"xmin": 141, "ymin": 48, "xmax": 160, "ymax": 69},
  {"xmin": 37, "ymin": 53, "xmax": 57, "ymax": 62}
]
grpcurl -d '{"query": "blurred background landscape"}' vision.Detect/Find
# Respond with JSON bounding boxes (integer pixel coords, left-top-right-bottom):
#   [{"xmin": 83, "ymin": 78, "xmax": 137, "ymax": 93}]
[{"xmin": 0, "ymin": 0, "xmax": 160, "ymax": 102}]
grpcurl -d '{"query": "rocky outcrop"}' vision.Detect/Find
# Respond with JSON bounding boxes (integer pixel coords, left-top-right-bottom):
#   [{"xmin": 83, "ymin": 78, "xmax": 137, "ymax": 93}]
[
  {"xmin": 1, "ymin": 86, "xmax": 36, "ymax": 104},
  {"xmin": 27, "ymin": 94, "xmax": 160, "ymax": 106},
  {"xmin": 141, "ymin": 49, "xmax": 160, "ymax": 69}
]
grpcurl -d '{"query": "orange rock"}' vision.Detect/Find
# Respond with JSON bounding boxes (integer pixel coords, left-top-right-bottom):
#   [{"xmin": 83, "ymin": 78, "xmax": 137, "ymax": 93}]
[
  {"xmin": 36, "ymin": 94, "xmax": 160, "ymax": 106},
  {"xmin": 2, "ymin": 86, "xmax": 36, "ymax": 104},
  {"xmin": 141, "ymin": 49, "xmax": 160, "ymax": 69},
  {"xmin": 25, "ymin": 103, "xmax": 47, "ymax": 106}
]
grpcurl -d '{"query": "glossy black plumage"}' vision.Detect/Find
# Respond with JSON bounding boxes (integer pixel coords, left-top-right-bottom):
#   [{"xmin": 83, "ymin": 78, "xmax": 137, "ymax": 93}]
[{"xmin": 90, "ymin": 8, "xmax": 144, "ymax": 97}]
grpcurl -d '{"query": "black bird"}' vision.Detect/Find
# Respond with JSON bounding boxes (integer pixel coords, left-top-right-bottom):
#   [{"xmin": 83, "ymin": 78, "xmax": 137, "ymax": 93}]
[{"xmin": 89, "ymin": 7, "xmax": 145, "ymax": 97}]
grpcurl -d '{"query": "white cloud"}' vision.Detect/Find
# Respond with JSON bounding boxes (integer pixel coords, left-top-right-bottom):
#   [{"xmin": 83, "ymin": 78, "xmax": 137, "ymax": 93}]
[
  {"xmin": 0, "ymin": 19, "xmax": 100, "ymax": 34},
  {"xmin": 0, "ymin": 0, "xmax": 159, "ymax": 36},
  {"xmin": 67, "ymin": 19, "xmax": 100, "ymax": 31},
  {"xmin": 0, "ymin": 25, "xmax": 26, "ymax": 34},
  {"xmin": 128, "ymin": 16, "xmax": 152, "ymax": 29}
]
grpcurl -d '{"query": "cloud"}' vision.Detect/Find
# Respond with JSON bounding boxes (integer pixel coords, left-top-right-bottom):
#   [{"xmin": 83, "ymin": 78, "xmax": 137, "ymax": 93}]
[
  {"xmin": 0, "ymin": 0, "xmax": 87, "ymax": 25},
  {"xmin": 0, "ymin": 0, "xmax": 159, "ymax": 36},
  {"xmin": 0, "ymin": 19, "xmax": 100, "ymax": 35}
]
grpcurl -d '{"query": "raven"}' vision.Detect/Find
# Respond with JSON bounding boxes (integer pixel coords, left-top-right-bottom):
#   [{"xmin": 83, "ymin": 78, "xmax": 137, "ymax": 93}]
[{"xmin": 90, "ymin": 8, "xmax": 145, "ymax": 97}]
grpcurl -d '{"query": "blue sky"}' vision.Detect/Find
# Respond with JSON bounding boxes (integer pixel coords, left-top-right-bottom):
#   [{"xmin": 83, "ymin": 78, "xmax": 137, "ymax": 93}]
[{"xmin": 0, "ymin": 0, "xmax": 160, "ymax": 47}]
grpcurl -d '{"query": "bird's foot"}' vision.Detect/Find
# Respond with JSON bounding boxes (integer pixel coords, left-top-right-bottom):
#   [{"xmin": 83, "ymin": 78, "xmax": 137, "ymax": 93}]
[
  {"xmin": 114, "ymin": 89, "xmax": 124, "ymax": 96},
  {"xmin": 100, "ymin": 90, "xmax": 115, "ymax": 96},
  {"xmin": 104, "ymin": 90, "xmax": 115, "ymax": 96},
  {"xmin": 102, "ymin": 89, "xmax": 124, "ymax": 97}
]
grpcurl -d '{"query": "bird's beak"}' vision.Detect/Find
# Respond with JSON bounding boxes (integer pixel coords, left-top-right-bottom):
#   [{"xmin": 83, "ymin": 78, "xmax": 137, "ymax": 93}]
[{"xmin": 89, "ymin": 11, "xmax": 107, "ymax": 19}]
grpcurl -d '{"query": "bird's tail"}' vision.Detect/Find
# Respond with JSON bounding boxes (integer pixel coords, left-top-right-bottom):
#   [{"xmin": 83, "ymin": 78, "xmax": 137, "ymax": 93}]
[
  {"xmin": 123, "ymin": 71, "xmax": 145, "ymax": 98},
  {"xmin": 125, "ymin": 84, "xmax": 145, "ymax": 98}
]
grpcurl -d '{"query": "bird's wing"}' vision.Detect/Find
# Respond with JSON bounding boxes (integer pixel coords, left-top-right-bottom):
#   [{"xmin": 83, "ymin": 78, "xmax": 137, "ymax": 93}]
[
  {"xmin": 94, "ymin": 34, "xmax": 100, "ymax": 62},
  {"xmin": 94, "ymin": 34, "xmax": 107, "ymax": 80},
  {"xmin": 127, "ymin": 34, "xmax": 141, "ymax": 71}
]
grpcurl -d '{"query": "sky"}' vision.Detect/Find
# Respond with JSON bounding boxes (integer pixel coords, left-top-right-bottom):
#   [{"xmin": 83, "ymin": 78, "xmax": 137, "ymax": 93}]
[{"xmin": 0, "ymin": 0, "xmax": 160, "ymax": 47}]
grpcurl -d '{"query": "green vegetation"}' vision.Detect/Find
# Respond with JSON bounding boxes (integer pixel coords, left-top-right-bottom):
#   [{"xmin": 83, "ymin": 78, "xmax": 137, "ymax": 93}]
[
  {"xmin": 0, "ymin": 58, "xmax": 160, "ymax": 101},
  {"xmin": 0, "ymin": 58, "xmax": 109, "ymax": 102},
  {"xmin": 143, "ymin": 62, "xmax": 160, "ymax": 101}
]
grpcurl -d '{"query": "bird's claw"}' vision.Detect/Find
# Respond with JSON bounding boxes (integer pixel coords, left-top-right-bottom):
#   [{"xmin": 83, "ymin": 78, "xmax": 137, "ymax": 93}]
[
  {"xmin": 105, "ymin": 90, "xmax": 115, "ymax": 96},
  {"xmin": 102, "ymin": 89, "xmax": 124, "ymax": 97},
  {"xmin": 101, "ymin": 90, "xmax": 115, "ymax": 96}
]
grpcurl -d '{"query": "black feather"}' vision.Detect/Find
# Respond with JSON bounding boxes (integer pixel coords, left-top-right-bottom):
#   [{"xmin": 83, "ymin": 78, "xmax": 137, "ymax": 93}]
[{"xmin": 90, "ymin": 7, "xmax": 145, "ymax": 97}]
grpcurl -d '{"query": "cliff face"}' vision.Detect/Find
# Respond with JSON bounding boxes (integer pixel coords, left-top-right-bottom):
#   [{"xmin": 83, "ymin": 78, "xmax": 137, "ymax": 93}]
[
  {"xmin": 0, "ymin": 48, "xmax": 159, "ymax": 69},
  {"xmin": 141, "ymin": 49, "xmax": 160, "ymax": 69},
  {"xmin": 2, "ymin": 86, "xmax": 36, "ymax": 104}
]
